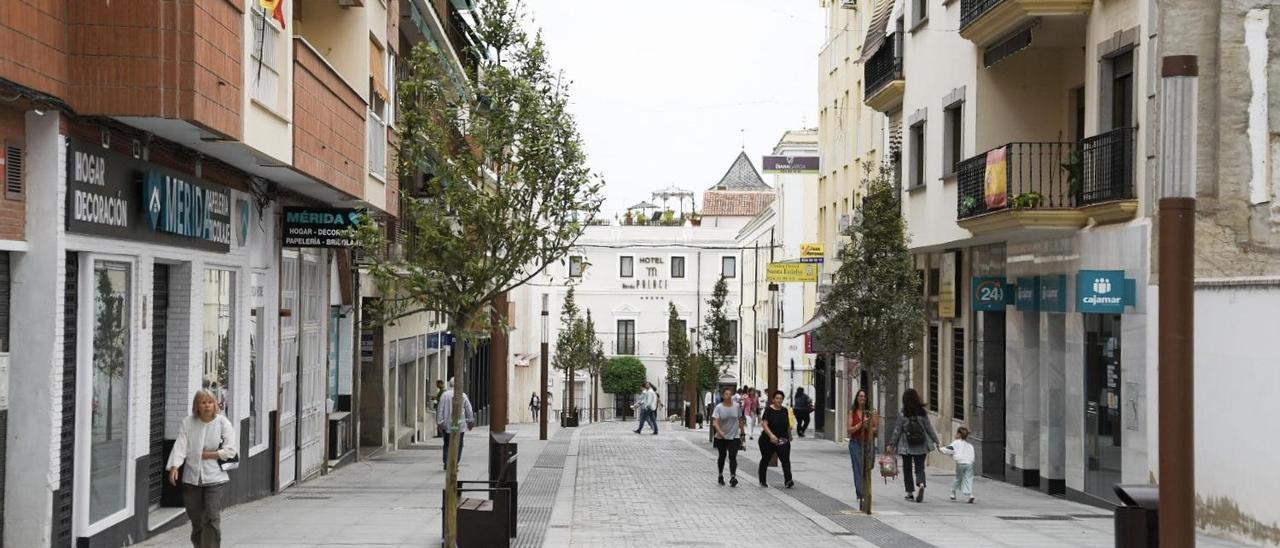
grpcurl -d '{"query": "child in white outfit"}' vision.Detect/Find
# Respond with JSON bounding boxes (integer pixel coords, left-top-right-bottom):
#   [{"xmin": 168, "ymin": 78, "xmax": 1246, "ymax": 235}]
[{"xmin": 939, "ymin": 426, "xmax": 976, "ymax": 503}]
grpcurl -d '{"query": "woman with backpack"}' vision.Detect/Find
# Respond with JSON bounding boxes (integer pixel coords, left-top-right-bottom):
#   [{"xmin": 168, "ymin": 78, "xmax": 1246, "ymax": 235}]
[{"xmin": 887, "ymin": 388, "xmax": 940, "ymax": 502}]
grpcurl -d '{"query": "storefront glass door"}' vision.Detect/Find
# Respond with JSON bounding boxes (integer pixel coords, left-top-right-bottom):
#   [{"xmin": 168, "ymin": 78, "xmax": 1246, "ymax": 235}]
[
  {"xmin": 89, "ymin": 260, "xmax": 131, "ymax": 522},
  {"xmin": 1084, "ymin": 314, "xmax": 1123, "ymax": 503}
]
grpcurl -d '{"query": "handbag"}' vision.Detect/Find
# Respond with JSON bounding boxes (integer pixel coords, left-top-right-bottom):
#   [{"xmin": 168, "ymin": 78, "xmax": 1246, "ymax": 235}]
[
  {"xmin": 217, "ymin": 441, "xmax": 239, "ymax": 472},
  {"xmin": 878, "ymin": 454, "xmax": 899, "ymax": 482}
]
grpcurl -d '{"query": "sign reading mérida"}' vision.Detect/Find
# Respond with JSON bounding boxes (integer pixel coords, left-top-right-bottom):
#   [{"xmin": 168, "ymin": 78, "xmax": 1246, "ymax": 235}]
[{"xmin": 283, "ymin": 207, "xmax": 364, "ymax": 247}]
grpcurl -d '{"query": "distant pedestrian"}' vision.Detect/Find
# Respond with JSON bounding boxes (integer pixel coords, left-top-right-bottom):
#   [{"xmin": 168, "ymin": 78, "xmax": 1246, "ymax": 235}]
[
  {"xmin": 712, "ymin": 387, "xmax": 745, "ymax": 487},
  {"xmin": 743, "ymin": 388, "xmax": 760, "ymax": 439},
  {"xmin": 634, "ymin": 381, "xmax": 658, "ymax": 434},
  {"xmin": 732, "ymin": 387, "xmax": 744, "ymax": 407},
  {"xmin": 758, "ymin": 390, "xmax": 795, "ymax": 489},
  {"xmin": 437, "ymin": 379, "xmax": 476, "ymax": 471},
  {"xmin": 529, "ymin": 392, "xmax": 541, "ymax": 421},
  {"xmin": 847, "ymin": 389, "xmax": 878, "ymax": 504},
  {"xmin": 888, "ymin": 388, "xmax": 940, "ymax": 502},
  {"xmin": 167, "ymin": 389, "xmax": 238, "ymax": 548},
  {"xmin": 793, "ymin": 387, "xmax": 813, "ymax": 437},
  {"xmin": 703, "ymin": 390, "xmax": 714, "ymax": 429},
  {"xmin": 940, "ymin": 426, "xmax": 976, "ymax": 503}
]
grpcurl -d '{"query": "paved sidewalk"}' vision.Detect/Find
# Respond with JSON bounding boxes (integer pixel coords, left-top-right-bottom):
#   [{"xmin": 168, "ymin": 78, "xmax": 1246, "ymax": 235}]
[{"xmin": 139, "ymin": 422, "xmax": 564, "ymax": 548}]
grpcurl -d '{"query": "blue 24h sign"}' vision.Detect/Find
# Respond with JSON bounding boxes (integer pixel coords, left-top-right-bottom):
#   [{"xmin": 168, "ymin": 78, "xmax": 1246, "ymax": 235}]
[{"xmin": 1076, "ymin": 270, "xmax": 1136, "ymax": 314}]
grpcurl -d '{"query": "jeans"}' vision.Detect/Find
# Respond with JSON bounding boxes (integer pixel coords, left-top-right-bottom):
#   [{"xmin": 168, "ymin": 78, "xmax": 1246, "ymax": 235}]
[
  {"xmin": 848, "ymin": 439, "xmax": 865, "ymax": 499},
  {"xmin": 714, "ymin": 438, "xmax": 739, "ymax": 476},
  {"xmin": 531, "ymin": 406, "xmax": 539, "ymax": 421},
  {"xmin": 635, "ymin": 408, "xmax": 657, "ymax": 433},
  {"xmin": 443, "ymin": 431, "xmax": 465, "ymax": 465},
  {"xmin": 795, "ymin": 410, "xmax": 811, "ymax": 436},
  {"xmin": 758, "ymin": 437, "xmax": 793, "ymax": 485},
  {"xmin": 182, "ymin": 482, "xmax": 225, "ymax": 548},
  {"xmin": 902, "ymin": 453, "xmax": 927, "ymax": 491},
  {"xmin": 953, "ymin": 463, "xmax": 974, "ymax": 496}
]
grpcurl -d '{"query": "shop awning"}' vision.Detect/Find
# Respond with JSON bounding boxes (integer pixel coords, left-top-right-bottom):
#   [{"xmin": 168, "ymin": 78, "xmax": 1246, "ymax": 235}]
[{"xmin": 780, "ymin": 313, "xmax": 827, "ymax": 339}]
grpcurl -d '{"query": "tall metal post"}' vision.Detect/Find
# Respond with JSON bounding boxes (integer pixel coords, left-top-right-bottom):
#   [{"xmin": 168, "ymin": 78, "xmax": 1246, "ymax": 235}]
[
  {"xmin": 489, "ymin": 292, "xmax": 513, "ymax": 483},
  {"xmin": 540, "ymin": 294, "xmax": 549, "ymax": 440},
  {"xmin": 1158, "ymin": 54, "xmax": 1197, "ymax": 548},
  {"xmin": 767, "ymin": 283, "xmax": 779, "ymax": 396}
]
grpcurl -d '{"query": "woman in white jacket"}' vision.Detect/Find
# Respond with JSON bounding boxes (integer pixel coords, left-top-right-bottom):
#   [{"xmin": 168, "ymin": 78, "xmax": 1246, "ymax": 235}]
[{"xmin": 167, "ymin": 389, "xmax": 238, "ymax": 548}]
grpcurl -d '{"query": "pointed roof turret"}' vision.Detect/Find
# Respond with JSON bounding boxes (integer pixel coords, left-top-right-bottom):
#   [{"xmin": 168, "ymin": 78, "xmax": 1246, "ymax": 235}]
[{"xmin": 707, "ymin": 151, "xmax": 770, "ymax": 191}]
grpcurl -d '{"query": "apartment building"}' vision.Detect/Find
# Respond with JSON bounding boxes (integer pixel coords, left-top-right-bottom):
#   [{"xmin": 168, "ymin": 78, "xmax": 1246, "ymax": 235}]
[{"xmin": 0, "ymin": 0, "xmax": 477, "ymax": 544}]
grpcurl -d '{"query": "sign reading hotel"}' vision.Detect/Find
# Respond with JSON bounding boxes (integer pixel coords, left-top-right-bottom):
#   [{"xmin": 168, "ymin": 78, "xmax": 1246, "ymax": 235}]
[
  {"xmin": 762, "ymin": 155, "xmax": 820, "ymax": 174},
  {"xmin": 766, "ymin": 262, "xmax": 818, "ymax": 283},
  {"xmin": 799, "ymin": 243, "xmax": 825, "ymax": 264},
  {"xmin": 66, "ymin": 138, "xmax": 232, "ymax": 252},
  {"xmin": 283, "ymin": 207, "xmax": 363, "ymax": 247}
]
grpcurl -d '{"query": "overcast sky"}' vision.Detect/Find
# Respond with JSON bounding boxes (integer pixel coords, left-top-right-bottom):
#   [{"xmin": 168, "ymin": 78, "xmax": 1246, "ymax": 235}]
[{"xmin": 520, "ymin": 0, "xmax": 824, "ymax": 218}]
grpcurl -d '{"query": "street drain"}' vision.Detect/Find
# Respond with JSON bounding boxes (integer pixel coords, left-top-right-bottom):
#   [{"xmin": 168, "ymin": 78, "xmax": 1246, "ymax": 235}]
[
  {"xmin": 996, "ymin": 515, "xmax": 1075, "ymax": 521},
  {"xmin": 287, "ymin": 496, "xmax": 332, "ymax": 500}
]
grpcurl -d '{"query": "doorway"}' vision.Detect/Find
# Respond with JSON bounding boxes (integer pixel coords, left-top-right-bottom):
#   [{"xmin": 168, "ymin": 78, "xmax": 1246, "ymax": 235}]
[
  {"xmin": 148, "ymin": 264, "xmax": 172, "ymax": 509},
  {"xmin": 1084, "ymin": 314, "xmax": 1123, "ymax": 504},
  {"xmin": 977, "ymin": 311, "xmax": 1006, "ymax": 480}
]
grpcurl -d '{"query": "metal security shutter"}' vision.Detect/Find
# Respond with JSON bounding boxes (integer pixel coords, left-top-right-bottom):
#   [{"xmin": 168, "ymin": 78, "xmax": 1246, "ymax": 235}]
[
  {"xmin": 53, "ymin": 253, "xmax": 77, "ymax": 546},
  {"xmin": 0, "ymin": 252, "xmax": 9, "ymax": 352},
  {"xmin": 148, "ymin": 265, "xmax": 169, "ymax": 506}
]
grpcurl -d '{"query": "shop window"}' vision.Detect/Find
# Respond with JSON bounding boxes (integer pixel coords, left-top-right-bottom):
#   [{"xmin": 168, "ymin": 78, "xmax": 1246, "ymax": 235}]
[
  {"xmin": 928, "ymin": 325, "xmax": 939, "ymax": 412},
  {"xmin": 250, "ymin": 305, "xmax": 264, "ymax": 446},
  {"xmin": 399, "ymin": 362, "xmax": 412, "ymax": 427},
  {"xmin": 203, "ymin": 269, "xmax": 235, "ymax": 417},
  {"xmin": 90, "ymin": 260, "xmax": 131, "ymax": 522},
  {"xmin": 953, "ymin": 327, "xmax": 965, "ymax": 420}
]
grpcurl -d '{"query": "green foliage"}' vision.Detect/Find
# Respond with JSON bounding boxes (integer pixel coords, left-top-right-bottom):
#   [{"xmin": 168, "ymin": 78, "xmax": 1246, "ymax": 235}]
[
  {"xmin": 1011, "ymin": 191, "xmax": 1043, "ymax": 209},
  {"xmin": 817, "ymin": 162, "xmax": 925, "ymax": 382},
  {"xmin": 601, "ymin": 356, "xmax": 646, "ymax": 395},
  {"xmin": 693, "ymin": 353, "xmax": 719, "ymax": 392},
  {"xmin": 664, "ymin": 302, "xmax": 690, "ymax": 383},
  {"xmin": 699, "ymin": 277, "xmax": 735, "ymax": 377}
]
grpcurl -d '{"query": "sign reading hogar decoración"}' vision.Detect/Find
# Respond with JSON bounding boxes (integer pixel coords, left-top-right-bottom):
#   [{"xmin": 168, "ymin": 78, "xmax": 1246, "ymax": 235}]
[{"xmin": 282, "ymin": 207, "xmax": 363, "ymax": 247}]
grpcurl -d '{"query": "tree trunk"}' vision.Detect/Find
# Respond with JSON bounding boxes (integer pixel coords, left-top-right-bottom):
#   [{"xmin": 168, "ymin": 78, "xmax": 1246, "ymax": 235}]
[
  {"xmin": 443, "ymin": 314, "xmax": 469, "ymax": 548},
  {"xmin": 862, "ymin": 433, "xmax": 874, "ymax": 514},
  {"xmin": 568, "ymin": 365, "xmax": 576, "ymax": 420},
  {"xmin": 684, "ymin": 366, "xmax": 696, "ymax": 429}
]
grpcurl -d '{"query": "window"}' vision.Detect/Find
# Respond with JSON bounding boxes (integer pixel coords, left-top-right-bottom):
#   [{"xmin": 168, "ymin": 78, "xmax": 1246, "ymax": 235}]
[
  {"xmin": 203, "ymin": 269, "xmax": 235, "ymax": 418},
  {"xmin": 1108, "ymin": 49, "xmax": 1135, "ymax": 129},
  {"xmin": 619, "ymin": 256, "xmax": 634, "ymax": 278},
  {"xmin": 952, "ymin": 327, "xmax": 965, "ymax": 420},
  {"xmin": 943, "ymin": 102, "xmax": 963, "ymax": 175},
  {"xmin": 617, "ymin": 319, "xmax": 635, "ymax": 355},
  {"xmin": 909, "ymin": 121, "xmax": 926, "ymax": 188},
  {"xmin": 722, "ymin": 256, "xmax": 737, "ymax": 278},
  {"xmin": 671, "ymin": 256, "xmax": 686, "ymax": 278},
  {"xmin": 368, "ymin": 40, "xmax": 389, "ymax": 179},
  {"xmin": 568, "ymin": 256, "xmax": 584, "ymax": 278},
  {"xmin": 928, "ymin": 268, "xmax": 940, "ymax": 296},
  {"xmin": 399, "ymin": 361, "xmax": 412, "ymax": 427},
  {"xmin": 928, "ymin": 325, "xmax": 939, "ymax": 412},
  {"xmin": 249, "ymin": 305, "xmax": 263, "ymax": 445},
  {"xmin": 90, "ymin": 260, "xmax": 131, "ymax": 522},
  {"xmin": 250, "ymin": 8, "xmax": 282, "ymax": 108},
  {"xmin": 912, "ymin": 0, "xmax": 928, "ymax": 28},
  {"xmin": 725, "ymin": 320, "xmax": 739, "ymax": 356}
]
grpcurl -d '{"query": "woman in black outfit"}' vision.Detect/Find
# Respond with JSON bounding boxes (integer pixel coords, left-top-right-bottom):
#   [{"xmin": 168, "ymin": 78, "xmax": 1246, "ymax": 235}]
[
  {"xmin": 758, "ymin": 390, "xmax": 795, "ymax": 488},
  {"xmin": 887, "ymin": 388, "xmax": 940, "ymax": 502}
]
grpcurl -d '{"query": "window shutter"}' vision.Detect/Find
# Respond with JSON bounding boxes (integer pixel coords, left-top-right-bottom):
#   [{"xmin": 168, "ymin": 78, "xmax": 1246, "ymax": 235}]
[
  {"xmin": 370, "ymin": 40, "xmax": 389, "ymax": 101},
  {"xmin": 3, "ymin": 142, "xmax": 22, "ymax": 201}
]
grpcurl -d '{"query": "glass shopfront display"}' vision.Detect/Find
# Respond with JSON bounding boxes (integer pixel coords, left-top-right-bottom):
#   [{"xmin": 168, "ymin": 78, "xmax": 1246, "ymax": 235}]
[
  {"xmin": 203, "ymin": 270, "xmax": 235, "ymax": 416},
  {"xmin": 90, "ymin": 261, "xmax": 131, "ymax": 522},
  {"xmin": 1084, "ymin": 313, "xmax": 1123, "ymax": 503}
]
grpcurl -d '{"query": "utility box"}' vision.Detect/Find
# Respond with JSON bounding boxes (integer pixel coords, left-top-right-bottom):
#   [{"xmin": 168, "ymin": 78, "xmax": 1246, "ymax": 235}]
[{"xmin": 1114, "ymin": 484, "xmax": 1159, "ymax": 548}]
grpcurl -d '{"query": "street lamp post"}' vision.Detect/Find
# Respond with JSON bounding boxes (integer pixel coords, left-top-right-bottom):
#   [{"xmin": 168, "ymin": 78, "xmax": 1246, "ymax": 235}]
[
  {"xmin": 1158, "ymin": 54, "xmax": 1197, "ymax": 548},
  {"xmin": 540, "ymin": 294, "xmax": 549, "ymax": 441},
  {"xmin": 767, "ymin": 283, "xmax": 779, "ymax": 397}
]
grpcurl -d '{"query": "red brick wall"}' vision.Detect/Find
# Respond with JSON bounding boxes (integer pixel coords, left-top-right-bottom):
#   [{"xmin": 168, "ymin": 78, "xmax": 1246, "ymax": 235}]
[
  {"xmin": 0, "ymin": 0, "xmax": 72, "ymax": 101},
  {"xmin": 0, "ymin": 108, "xmax": 27, "ymax": 242},
  {"xmin": 292, "ymin": 38, "xmax": 365, "ymax": 199}
]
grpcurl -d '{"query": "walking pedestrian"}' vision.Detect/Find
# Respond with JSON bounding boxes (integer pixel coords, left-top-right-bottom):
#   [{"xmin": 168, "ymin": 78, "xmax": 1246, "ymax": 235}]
[
  {"xmin": 432, "ymin": 379, "xmax": 447, "ymax": 438},
  {"xmin": 703, "ymin": 390, "xmax": 714, "ymax": 429},
  {"xmin": 712, "ymin": 387, "xmax": 746, "ymax": 487},
  {"xmin": 793, "ymin": 387, "xmax": 813, "ymax": 437},
  {"xmin": 437, "ymin": 379, "xmax": 476, "ymax": 470},
  {"xmin": 529, "ymin": 392, "xmax": 541, "ymax": 422},
  {"xmin": 847, "ymin": 389, "xmax": 878, "ymax": 504},
  {"xmin": 743, "ymin": 388, "xmax": 760, "ymax": 439},
  {"xmin": 758, "ymin": 390, "xmax": 795, "ymax": 489},
  {"xmin": 167, "ymin": 389, "xmax": 238, "ymax": 548},
  {"xmin": 940, "ymin": 426, "xmax": 976, "ymax": 503},
  {"xmin": 888, "ymin": 388, "xmax": 940, "ymax": 502},
  {"xmin": 634, "ymin": 381, "xmax": 658, "ymax": 434}
]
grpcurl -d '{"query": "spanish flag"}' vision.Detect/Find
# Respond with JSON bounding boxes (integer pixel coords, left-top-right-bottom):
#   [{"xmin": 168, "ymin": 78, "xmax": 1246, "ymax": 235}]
[{"xmin": 260, "ymin": 0, "xmax": 286, "ymax": 29}]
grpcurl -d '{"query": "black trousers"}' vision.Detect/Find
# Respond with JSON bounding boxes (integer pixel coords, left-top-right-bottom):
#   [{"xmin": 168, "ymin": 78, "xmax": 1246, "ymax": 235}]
[
  {"xmin": 443, "ymin": 431, "xmax": 465, "ymax": 464},
  {"xmin": 794, "ymin": 410, "xmax": 812, "ymax": 435},
  {"xmin": 901, "ymin": 453, "xmax": 927, "ymax": 490},
  {"xmin": 757, "ymin": 437, "xmax": 793, "ymax": 485},
  {"xmin": 714, "ymin": 438, "xmax": 739, "ymax": 476}
]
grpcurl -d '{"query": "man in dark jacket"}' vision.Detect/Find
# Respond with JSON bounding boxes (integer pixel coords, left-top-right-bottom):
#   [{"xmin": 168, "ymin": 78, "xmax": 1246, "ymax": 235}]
[{"xmin": 793, "ymin": 388, "xmax": 813, "ymax": 437}]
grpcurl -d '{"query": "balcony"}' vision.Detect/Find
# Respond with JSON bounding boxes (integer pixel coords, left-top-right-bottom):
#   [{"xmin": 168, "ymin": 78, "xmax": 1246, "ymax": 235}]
[
  {"xmin": 864, "ymin": 40, "xmax": 905, "ymax": 113},
  {"xmin": 293, "ymin": 38, "xmax": 367, "ymax": 199},
  {"xmin": 1077, "ymin": 127, "xmax": 1138, "ymax": 223},
  {"xmin": 959, "ymin": 0, "xmax": 1091, "ymax": 47},
  {"xmin": 956, "ymin": 141, "xmax": 1087, "ymax": 235}
]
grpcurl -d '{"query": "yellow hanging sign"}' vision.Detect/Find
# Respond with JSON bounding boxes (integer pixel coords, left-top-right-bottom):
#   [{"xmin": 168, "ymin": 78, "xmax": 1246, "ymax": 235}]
[{"xmin": 766, "ymin": 262, "xmax": 819, "ymax": 283}]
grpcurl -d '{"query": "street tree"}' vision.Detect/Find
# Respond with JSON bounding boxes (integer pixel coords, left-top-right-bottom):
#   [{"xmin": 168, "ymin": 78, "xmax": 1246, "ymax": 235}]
[
  {"xmin": 663, "ymin": 302, "xmax": 694, "ymax": 425},
  {"xmin": 817, "ymin": 161, "xmax": 925, "ymax": 514},
  {"xmin": 552, "ymin": 287, "xmax": 588, "ymax": 421},
  {"xmin": 695, "ymin": 276, "xmax": 735, "ymax": 415},
  {"xmin": 352, "ymin": 0, "xmax": 602, "ymax": 543},
  {"xmin": 602, "ymin": 356, "xmax": 646, "ymax": 417},
  {"xmin": 582, "ymin": 310, "xmax": 607, "ymax": 421}
]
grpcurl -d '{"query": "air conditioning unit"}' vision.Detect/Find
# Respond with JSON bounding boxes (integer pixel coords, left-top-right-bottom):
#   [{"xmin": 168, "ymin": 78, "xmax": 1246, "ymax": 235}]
[
  {"xmin": 838, "ymin": 214, "xmax": 852, "ymax": 232},
  {"xmin": 841, "ymin": 0, "xmax": 856, "ymax": 8}
]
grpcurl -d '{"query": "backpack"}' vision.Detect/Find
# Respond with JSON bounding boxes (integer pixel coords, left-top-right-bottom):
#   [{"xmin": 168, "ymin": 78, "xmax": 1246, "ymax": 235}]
[{"xmin": 904, "ymin": 416, "xmax": 926, "ymax": 446}]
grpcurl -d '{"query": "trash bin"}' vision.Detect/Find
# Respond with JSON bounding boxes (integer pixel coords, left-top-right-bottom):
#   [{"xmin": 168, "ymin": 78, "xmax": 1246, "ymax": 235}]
[{"xmin": 1114, "ymin": 484, "xmax": 1159, "ymax": 548}]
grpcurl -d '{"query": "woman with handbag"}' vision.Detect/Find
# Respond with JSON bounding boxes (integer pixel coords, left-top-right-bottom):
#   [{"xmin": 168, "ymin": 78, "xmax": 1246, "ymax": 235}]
[
  {"xmin": 847, "ymin": 389, "xmax": 877, "ymax": 504},
  {"xmin": 887, "ymin": 388, "xmax": 940, "ymax": 502},
  {"xmin": 167, "ymin": 389, "xmax": 238, "ymax": 548},
  {"xmin": 758, "ymin": 390, "xmax": 796, "ymax": 488},
  {"xmin": 711, "ymin": 387, "xmax": 746, "ymax": 486}
]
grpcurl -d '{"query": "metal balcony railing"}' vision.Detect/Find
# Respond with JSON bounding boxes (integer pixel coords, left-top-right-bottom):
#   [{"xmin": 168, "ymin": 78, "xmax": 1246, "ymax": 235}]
[
  {"xmin": 864, "ymin": 40, "xmax": 903, "ymax": 98},
  {"xmin": 956, "ymin": 141, "xmax": 1078, "ymax": 219},
  {"xmin": 960, "ymin": 0, "xmax": 1007, "ymax": 29},
  {"xmin": 1079, "ymin": 127, "xmax": 1137, "ymax": 206}
]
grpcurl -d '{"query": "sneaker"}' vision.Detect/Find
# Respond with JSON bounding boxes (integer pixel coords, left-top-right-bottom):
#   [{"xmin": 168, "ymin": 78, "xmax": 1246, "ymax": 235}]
[
  {"xmin": 730, "ymin": 476, "xmax": 739, "ymax": 487},
  {"xmin": 633, "ymin": 430, "xmax": 641, "ymax": 434},
  {"xmin": 443, "ymin": 464, "xmax": 448, "ymax": 470},
  {"xmin": 905, "ymin": 493, "xmax": 915, "ymax": 501},
  {"xmin": 968, "ymin": 496, "xmax": 976, "ymax": 504},
  {"xmin": 785, "ymin": 480, "xmax": 795, "ymax": 489},
  {"xmin": 760, "ymin": 481, "xmax": 769, "ymax": 488},
  {"xmin": 718, "ymin": 475, "xmax": 725, "ymax": 486},
  {"xmin": 915, "ymin": 484, "xmax": 925, "ymax": 503},
  {"xmin": 949, "ymin": 491, "xmax": 956, "ymax": 501}
]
